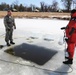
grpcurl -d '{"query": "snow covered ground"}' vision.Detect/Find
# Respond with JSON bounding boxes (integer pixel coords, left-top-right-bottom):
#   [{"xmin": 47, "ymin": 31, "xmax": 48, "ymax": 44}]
[{"xmin": 0, "ymin": 18, "xmax": 76, "ymax": 75}]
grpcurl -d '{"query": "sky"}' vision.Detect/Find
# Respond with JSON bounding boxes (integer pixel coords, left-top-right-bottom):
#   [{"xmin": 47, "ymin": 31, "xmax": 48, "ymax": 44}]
[{"xmin": 0, "ymin": 0, "xmax": 63, "ymax": 8}]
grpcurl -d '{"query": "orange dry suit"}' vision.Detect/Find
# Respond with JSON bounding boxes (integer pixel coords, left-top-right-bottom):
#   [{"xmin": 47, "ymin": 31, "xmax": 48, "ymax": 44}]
[{"xmin": 65, "ymin": 12, "xmax": 76, "ymax": 59}]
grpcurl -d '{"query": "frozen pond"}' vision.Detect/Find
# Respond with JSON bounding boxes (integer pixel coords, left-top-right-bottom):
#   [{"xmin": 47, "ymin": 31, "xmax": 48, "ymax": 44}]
[{"xmin": 0, "ymin": 18, "xmax": 76, "ymax": 75}]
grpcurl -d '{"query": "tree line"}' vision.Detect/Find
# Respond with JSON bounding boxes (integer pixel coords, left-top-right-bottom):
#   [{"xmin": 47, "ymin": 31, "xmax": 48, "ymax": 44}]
[{"xmin": 0, "ymin": 0, "xmax": 76, "ymax": 12}]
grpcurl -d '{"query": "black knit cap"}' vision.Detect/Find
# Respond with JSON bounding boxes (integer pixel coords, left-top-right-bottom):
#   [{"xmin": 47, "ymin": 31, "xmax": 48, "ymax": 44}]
[{"xmin": 71, "ymin": 9, "xmax": 76, "ymax": 14}]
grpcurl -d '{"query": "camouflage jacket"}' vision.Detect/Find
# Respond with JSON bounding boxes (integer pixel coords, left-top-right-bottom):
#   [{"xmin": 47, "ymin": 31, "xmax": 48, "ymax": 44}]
[{"xmin": 4, "ymin": 15, "xmax": 16, "ymax": 29}]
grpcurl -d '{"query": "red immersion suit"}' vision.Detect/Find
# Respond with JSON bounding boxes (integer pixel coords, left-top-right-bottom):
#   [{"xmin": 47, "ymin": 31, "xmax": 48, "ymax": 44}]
[{"xmin": 66, "ymin": 12, "xmax": 76, "ymax": 59}]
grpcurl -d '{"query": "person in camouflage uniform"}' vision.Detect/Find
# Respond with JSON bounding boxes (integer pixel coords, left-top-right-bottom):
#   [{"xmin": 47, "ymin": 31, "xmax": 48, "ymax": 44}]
[{"xmin": 4, "ymin": 10, "xmax": 16, "ymax": 46}]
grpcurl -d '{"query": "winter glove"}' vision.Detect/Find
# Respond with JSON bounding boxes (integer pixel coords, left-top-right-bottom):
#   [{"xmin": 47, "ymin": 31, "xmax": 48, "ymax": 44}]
[
  {"xmin": 65, "ymin": 37, "xmax": 69, "ymax": 42},
  {"xmin": 14, "ymin": 26, "xmax": 16, "ymax": 29}
]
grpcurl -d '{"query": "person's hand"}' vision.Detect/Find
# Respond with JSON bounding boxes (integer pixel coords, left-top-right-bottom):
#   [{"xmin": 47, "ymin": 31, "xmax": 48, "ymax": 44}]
[
  {"xmin": 65, "ymin": 37, "xmax": 69, "ymax": 42},
  {"xmin": 7, "ymin": 27, "xmax": 10, "ymax": 31},
  {"xmin": 8, "ymin": 29, "xmax": 10, "ymax": 31},
  {"xmin": 14, "ymin": 26, "xmax": 16, "ymax": 29}
]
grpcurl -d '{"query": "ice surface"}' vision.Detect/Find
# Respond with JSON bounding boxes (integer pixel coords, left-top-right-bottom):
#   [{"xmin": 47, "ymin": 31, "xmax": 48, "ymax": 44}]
[{"xmin": 0, "ymin": 18, "xmax": 76, "ymax": 75}]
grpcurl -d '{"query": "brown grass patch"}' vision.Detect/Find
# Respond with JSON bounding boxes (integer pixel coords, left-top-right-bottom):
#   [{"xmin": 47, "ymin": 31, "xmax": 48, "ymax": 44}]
[{"xmin": 0, "ymin": 11, "xmax": 70, "ymax": 20}]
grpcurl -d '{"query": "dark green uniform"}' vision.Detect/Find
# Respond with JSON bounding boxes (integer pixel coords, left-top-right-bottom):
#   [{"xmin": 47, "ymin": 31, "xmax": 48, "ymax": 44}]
[{"xmin": 4, "ymin": 15, "xmax": 16, "ymax": 43}]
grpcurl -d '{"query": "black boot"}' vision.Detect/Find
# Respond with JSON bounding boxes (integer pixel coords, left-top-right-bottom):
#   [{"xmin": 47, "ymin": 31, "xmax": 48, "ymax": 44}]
[
  {"xmin": 7, "ymin": 42, "xmax": 11, "ymax": 46},
  {"xmin": 63, "ymin": 59, "xmax": 73, "ymax": 64},
  {"xmin": 10, "ymin": 41, "xmax": 15, "ymax": 44}
]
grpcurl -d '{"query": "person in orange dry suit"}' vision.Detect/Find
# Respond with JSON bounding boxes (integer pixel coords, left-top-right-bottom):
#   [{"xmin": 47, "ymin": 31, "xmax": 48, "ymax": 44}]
[{"xmin": 61, "ymin": 9, "xmax": 76, "ymax": 64}]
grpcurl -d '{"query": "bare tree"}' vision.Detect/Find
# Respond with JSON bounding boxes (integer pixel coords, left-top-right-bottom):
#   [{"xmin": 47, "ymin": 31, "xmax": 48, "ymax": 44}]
[
  {"xmin": 51, "ymin": 0, "xmax": 59, "ymax": 12},
  {"xmin": 61, "ymin": 0, "xmax": 72, "ymax": 12},
  {"xmin": 72, "ymin": 0, "xmax": 76, "ymax": 9},
  {"xmin": 19, "ymin": 4, "xmax": 25, "ymax": 11},
  {"xmin": 11, "ymin": 0, "xmax": 19, "ymax": 11},
  {"xmin": 13, "ymin": 0, "xmax": 19, "ymax": 5},
  {"xmin": 30, "ymin": 4, "xmax": 36, "ymax": 12},
  {"xmin": 44, "ymin": 5, "xmax": 47, "ymax": 12},
  {"xmin": 0, "ymin": 2, "xmax": 9, "ymax": 10},
  {"xmin": 40, "ymin": 2, "xmax": 45, "ymax": 12}
]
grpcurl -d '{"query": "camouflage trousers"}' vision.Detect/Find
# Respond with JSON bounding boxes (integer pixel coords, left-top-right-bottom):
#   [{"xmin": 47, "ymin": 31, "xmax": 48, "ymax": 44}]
[{"xmin": 5, "ymin": 28, "xmax": 13, "ymax": 43}]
